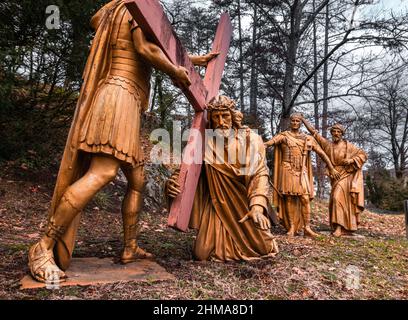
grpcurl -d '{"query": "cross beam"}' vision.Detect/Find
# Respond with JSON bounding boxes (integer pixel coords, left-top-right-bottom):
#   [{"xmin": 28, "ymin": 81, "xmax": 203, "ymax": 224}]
[{"xmin": 124, "ymin": 0, "xmax": 232, "ymax": 231}]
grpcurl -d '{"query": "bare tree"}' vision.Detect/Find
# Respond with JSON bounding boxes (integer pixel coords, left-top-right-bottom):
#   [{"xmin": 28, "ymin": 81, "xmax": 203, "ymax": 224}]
[{"xmin": 364, "ymin": 68, "xmax": 408, "ymax": 179}]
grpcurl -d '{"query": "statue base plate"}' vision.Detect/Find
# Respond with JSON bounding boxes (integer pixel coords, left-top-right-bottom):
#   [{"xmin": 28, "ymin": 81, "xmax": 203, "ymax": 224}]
[{"xmin": 20, "ymin": 257, "xmax": 175, "ymax": 290}]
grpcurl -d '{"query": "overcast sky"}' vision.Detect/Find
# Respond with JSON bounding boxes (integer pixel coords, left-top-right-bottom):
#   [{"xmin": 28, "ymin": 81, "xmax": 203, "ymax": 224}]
[
  {"xmin": 370, "ymin": 0, "xmax": 407, "ymax": 14},
  {"xmin": 360, "ymin": 0, "xmax": 407, "ymax": 19}
]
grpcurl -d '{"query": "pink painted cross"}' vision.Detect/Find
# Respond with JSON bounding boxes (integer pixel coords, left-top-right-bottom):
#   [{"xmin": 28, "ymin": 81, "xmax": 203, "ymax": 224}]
[{"xmin": 124, "ymin": 0, "xmax": 232, "ymax": 231}]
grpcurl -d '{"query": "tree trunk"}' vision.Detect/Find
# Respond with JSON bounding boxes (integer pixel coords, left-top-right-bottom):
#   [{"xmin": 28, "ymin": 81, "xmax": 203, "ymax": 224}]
[
  {"xmin": 157, "ymin": 74, "xmax": 165, "ymax": 127},
  {"xmin": 322, "ymin": 2, "xmax": 330, "ymax": 139},
  {"xmin": 280, "ymin": 0, "xmax": 302, "ymax": 131},
  {"xmin": 313, "ymin": 0, "xmax": 325, "ymax": 199},
  {"xmin": 150, "ymin": 72, "xmax": 159, "ymax": 112},
  {"xmin": 249, "ymin": 3, "xmax": 258, "ymax": 121},
  {"xmin": 271, "ymin": 97, "xmax": 276, "ymax": 136},
  {"xmin": 237, "ymin": 0, "xmax": 245, "ymax": 112},
  {"xmin": 312, "ymin": 0, "xmax": 319, "ymax": 132}
]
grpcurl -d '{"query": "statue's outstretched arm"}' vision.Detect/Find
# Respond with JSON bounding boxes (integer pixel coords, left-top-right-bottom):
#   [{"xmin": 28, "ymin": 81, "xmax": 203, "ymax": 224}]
[
  {"xmin": 131, "ymin": 27, "xmax": 191, "ymax": 90},
  {"xmin": 189, "ymin": 53, "xmax": 219, "ymax": 67},
  {"xmin": 264, "ymin": 134, "xmax": 284, "ymax": 148}
]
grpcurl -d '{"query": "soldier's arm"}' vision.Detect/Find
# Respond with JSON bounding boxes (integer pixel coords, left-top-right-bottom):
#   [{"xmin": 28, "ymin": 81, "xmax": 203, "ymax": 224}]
[
  {"xmin": 189, "ymin": 53, "xmax": 219, "ymax": 67},
  {"xmin": 130, "ymin": 22, "xmax": 191, "ymax": 89},
  {"xmin": 264, "ymin": 134, "xmax": 284, "ymax": 148}
]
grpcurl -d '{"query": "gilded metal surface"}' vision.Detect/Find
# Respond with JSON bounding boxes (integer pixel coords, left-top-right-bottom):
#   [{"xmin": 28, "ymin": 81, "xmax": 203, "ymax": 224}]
[
  {"xmin": 28, "ymin": 0, "xmax": 212, "ymax": 283},
  {"xmin": 303, "ymin": 118, "xmax": 368, "ymax": 237},
  {"xmin": 265, "ymin": 114, "xmax": 341, "ymax": 237},
  {"xmin": 166, "ymin": 96, "xmax": 279, "ymax": 261}
]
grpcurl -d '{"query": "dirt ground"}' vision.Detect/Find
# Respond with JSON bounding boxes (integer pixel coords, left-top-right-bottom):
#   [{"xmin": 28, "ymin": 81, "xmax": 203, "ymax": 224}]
[{"xmin": 0, "ymin": 165, "xmax": 407, "ymax": 300}]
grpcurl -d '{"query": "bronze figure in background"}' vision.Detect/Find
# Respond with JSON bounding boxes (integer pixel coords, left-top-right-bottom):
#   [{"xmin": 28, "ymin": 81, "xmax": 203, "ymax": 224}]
[
  {"xmin": 264, "ymin": 113, "xmax": 341, "ymax": 237},
  {"xmin": 166, "ymin": 96, "xmax": 279, "ymax": 261},
  {"xmin": 302, "ymin": 118, "xmax": 368, "ymax": 237}
]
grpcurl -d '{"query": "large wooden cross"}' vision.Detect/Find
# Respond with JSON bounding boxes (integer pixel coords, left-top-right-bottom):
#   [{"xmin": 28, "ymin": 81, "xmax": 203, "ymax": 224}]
[{"xmin": 124, "ymin": 0, "xmax": 232, "ymax": 231}]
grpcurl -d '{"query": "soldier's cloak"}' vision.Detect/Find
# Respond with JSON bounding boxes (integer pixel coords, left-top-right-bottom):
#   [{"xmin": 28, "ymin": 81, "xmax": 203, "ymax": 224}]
[{"xmin": 48, "ymin": 0, "xmax": 124, "ymax": 270}]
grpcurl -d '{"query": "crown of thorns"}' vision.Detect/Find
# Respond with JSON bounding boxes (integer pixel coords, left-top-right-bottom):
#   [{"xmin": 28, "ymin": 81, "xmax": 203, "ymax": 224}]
[{"xmin": 207, "ymin": 95, "xmax": 236, "ymax": 111}]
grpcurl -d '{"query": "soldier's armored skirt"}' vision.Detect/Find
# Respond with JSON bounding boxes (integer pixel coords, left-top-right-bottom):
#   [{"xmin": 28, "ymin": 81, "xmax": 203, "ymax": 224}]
[{"xmin": 77, "ymin": 5, "xmax": 151, "ymax": 167}]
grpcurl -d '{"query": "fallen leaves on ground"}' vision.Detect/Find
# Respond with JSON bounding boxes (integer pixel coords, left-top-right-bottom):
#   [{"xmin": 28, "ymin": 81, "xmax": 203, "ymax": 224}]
[{"xmin": 0, "ymin": 172, "xmax": 407, "ymax": 300}]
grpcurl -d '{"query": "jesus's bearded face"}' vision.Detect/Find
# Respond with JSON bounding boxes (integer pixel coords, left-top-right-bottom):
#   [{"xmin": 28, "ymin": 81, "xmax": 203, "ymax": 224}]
[{"xmin": 211, "ymin": 110, "xmax": 233, "ymax": 138}]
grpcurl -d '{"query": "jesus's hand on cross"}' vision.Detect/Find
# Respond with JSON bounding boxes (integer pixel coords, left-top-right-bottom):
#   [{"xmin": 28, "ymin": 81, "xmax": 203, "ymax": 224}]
[
  {"xmin": 165, "ymin": 170, "xmax": 181, "ymax": 199},
  {"xmin": 125, "ymin": 1, "xmax": 232, "ymax": 232}
]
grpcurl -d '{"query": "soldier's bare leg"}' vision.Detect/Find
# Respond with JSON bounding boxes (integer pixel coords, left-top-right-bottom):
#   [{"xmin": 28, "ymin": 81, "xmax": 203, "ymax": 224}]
[
  {"xmin": 29, "ymin": 154, "xmax": 120, "ymax": 282},
  {"xmin": 300, "ymin": 195, "xmax": 318, "ymax": 238},
  {"xmin": 285, "ymin": 196, "xmax": 296, "ymax": 237},
  {"xmin": 120, "ymin": 164, "xmax": 153, "ymax": 263}
]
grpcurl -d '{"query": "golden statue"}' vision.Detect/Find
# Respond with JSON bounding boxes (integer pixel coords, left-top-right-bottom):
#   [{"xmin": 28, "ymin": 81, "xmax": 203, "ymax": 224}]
[
  {"xmin": 166, "ymin": 96, "xmax": 279, "ymax": 261},
  {"xmin": 28, "ymin": 0, "xmax": 217, "ymax": 283},
  {"xmin": 264, "ymin": 113, "xmax": 341, "ymax": 237},
  {"xmin": 302, "ymin": 118, "xmax": 368, "ymax": 237}
]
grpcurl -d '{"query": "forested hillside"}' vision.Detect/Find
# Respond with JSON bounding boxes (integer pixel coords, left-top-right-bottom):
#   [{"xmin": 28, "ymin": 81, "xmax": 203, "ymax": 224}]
[{"xmin": 1, "ymin": 1, "xmax": 408, "ymax": 206}]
